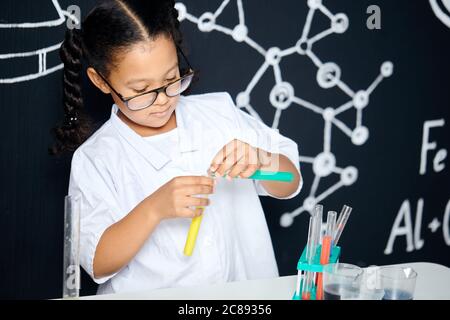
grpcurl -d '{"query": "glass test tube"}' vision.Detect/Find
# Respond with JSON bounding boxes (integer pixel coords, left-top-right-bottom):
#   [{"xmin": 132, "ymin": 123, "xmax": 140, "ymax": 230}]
[
  {"xmin": 316, "ymin": 211, "xmax": 337, "ymax": 300},
  {"xmin": 300, "ymin": 215, "xmax": 316, "ymax": 299},
  {"xmin": 302, "ymin": 205, "xmax": 323, "ymax": 299},
  {"xmin": 333, "ymin": 205, "xmax": 352, "ymax": 245},
  {"xmin": 63, "ymin": 195, "xmax": 81, "ymax": 299},
  {"xmin": 314, "ymin": 204, "xmax": 323, "ymax": 246},
  {"xmin": 326, "ymin": 211, "xmax": 337, "ymax": 248}
]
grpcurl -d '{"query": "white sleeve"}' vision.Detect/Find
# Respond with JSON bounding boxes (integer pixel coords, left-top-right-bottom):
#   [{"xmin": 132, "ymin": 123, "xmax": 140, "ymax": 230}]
[
  {"xmin": 223, "ymin": 92, "xmax": 304, "ymax": 199},
  {"xmin": 68, "ymin": 150, "xmax": 123, "ymax": 284}
]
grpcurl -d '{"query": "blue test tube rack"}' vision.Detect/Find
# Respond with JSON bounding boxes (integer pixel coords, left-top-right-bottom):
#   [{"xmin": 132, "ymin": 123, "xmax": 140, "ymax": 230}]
[{"xmin": 292, "ymin": 244, "xmax": 341, "ymax": 300}]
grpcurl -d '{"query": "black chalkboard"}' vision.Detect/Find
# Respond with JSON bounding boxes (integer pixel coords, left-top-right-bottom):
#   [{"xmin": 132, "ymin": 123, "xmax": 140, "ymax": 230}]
[{"xmin": 1, "ymin": 0, "xmax": 449, "ymax": 299}]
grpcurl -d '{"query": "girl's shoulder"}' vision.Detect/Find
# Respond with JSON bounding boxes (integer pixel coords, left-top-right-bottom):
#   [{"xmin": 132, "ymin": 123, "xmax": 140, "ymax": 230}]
[{"xmin": 71, "ymin": 120, "xmax": 120, "ymax": 166}]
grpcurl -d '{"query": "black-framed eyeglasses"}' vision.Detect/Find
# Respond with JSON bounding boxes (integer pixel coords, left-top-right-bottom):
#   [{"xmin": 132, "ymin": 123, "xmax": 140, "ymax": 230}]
[{"xmin": 96, "ymin": 47, "xmax": 195, "ymax": 111}]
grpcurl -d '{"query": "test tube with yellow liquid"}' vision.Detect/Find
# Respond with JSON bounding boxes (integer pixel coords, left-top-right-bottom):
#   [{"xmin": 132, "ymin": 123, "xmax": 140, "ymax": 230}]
[{"xmin": 183, "ymin": 200, "xmax": 207, "ymax": 256}]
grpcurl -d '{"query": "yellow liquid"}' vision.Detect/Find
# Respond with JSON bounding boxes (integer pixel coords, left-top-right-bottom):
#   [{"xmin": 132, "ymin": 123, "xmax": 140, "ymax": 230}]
[{"xmin": 183, "ymin": 207, "xmax": 205, "ymax": 256}]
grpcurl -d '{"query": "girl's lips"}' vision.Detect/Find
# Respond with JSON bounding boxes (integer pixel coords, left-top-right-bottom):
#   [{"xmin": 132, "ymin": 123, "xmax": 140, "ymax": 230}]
[{"xmin": 151, "ymin": 106, "xmax": 171, "ymax": 118}]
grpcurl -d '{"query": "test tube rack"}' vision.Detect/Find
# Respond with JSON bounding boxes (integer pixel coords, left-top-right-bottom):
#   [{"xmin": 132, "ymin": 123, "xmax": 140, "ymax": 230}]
[{"xmin": 292, "ymin": 244, "xmax": 341, "ymax": 300}]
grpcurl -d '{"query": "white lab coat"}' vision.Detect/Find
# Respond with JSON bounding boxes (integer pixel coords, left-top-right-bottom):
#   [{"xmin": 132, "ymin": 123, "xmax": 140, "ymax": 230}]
[{"xmin": 68, "ymin": 92, "xmax": 303, "ymax": 295}]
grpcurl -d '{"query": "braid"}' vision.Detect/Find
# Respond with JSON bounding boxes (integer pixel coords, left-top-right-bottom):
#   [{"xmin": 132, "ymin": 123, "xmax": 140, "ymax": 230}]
[{"xmin": 49, "ymin": 28, "xmax": 92, "ymax": 156}]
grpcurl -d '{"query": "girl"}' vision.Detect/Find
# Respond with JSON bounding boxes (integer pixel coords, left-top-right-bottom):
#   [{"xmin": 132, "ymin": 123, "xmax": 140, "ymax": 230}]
[{"xmin": 52, "ymin": 0, "xmax": 303, "ymax": 295}]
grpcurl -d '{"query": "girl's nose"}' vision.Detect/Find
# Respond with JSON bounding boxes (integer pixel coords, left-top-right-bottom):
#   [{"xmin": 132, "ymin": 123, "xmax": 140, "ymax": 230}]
[{"xmin": 154, "ymin": 91, "xmax": 170, "ymax": 106}]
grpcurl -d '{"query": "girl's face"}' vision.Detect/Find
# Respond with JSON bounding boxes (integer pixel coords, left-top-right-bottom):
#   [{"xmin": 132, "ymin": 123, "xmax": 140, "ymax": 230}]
[{"xmin": 89, "ymin": 35, "xmax": 181, "ymax": 131}]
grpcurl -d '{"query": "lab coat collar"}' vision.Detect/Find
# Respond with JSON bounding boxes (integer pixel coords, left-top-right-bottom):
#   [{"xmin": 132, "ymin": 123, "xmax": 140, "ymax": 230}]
[{"xmin": 110, "ymin": 99, "xmax": 202, "ymax": 170}]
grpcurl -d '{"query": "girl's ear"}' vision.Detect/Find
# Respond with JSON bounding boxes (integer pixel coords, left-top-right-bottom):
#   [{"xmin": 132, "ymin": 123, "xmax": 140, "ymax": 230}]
[{"xmin": 86, "ymin": 67, "xmax": 111, "ymax": 94}]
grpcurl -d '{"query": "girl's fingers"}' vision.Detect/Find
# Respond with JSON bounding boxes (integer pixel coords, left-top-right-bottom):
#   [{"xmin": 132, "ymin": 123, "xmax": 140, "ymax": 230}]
[
  {"xmin": 227, "ymin": 148, "xmax": 249, "ymax": 178},
  {"xmin": 215, "ymin": 152, "xmax": 240, "ymax": 178},
  {"xmin": 179, "ymin": 207, "xmax": 200, "ymax": 218},
  {"xmin": 193, "ymin": 207, "xmax": 204, "ymax": 217},
  {"xmin": 175, "ymin": 176, "xmax": 215, "ymax": 187},
  {"xmin": 228, "ymin": 144, "xmax": 259, "ymax": 178},
  {"xmin": 248, "ymin": 146, "xmax": 260, "ymax": 168},
  {"xmin": 216, "ymin": 141, "xmax": 248, "ymax": 178},
  {"xmin": 258, "ymin": 148, "xmax": 273, "ymax": 167},
  {"xmin": 182, "ymin": 185, "xmax": 214, "ymax": 196},
  {"xmin": 184, "ymin": 196, "xmax": 210, "ymax": 208},
  {"xmin": 239, "ymin": 163, "xmax": 260, "ymax": 179},
  {"xmin": 227, "ymin": 162, "xmax": 247, "ymax": 179},
  {"xmin": 209, "ymin": 139, "xmax": 238, "ymax": 174}
]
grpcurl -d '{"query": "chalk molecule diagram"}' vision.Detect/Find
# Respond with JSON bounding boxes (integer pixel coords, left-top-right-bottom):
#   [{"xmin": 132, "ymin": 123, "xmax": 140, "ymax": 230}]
[
  {"xmin": 429, "ymin": 0, "xmax": 450, "ymax": 28},
  {"xmin": 176, "ymin": 0, "xmax": 394, "ymax": 227},
  {"xmin": 0, "ymin": 0, "xmax": 78, "ymax": 84}
]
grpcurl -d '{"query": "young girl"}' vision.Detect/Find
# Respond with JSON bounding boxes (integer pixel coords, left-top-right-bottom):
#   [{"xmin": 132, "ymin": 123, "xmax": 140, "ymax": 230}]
[{"xmin": 52, "ymin": 0, "xmax": 303, "ymax": 295}]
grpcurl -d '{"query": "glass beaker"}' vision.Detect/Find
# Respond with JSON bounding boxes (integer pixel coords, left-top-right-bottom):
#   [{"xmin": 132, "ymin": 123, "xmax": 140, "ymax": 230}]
[{"xmin": 323, "ymin": 263, "xmax": 363, "ymax": 300}]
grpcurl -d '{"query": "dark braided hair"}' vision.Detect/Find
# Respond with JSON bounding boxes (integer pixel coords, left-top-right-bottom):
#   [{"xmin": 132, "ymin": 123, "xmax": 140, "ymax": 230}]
[{"xmin": 50, "ymin": 0, "xmax": 184, "ymax": 155}]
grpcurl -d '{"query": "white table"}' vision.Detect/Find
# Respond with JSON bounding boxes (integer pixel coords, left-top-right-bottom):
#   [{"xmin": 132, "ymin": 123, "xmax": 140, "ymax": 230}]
[{"xmin": 81, "ymin": 262, "xmax": 450, "ymax": 300}]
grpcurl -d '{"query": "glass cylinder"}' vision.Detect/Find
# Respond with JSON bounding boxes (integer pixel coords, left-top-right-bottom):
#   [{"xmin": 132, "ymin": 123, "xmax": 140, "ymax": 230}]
[{"xmin": 62, "ymin": 195, "xmax": 80, "ymax": 299}]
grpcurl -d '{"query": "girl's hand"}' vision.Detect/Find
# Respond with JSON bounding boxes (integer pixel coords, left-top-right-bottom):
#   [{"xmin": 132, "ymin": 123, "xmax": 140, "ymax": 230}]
[
  {"xmin": 146, "ymin": 176, "xmax": 215, "ymax": 220},
  {"xmin": 208, "ymin": 139, "xmax": 273, "ymax": 180}
]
